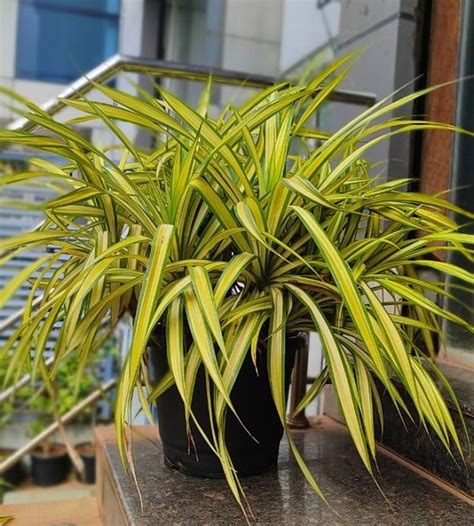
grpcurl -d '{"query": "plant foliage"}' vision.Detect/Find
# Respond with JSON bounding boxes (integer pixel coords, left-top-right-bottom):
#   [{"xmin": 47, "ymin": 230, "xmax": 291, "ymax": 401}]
[{"xmin": 1, "ymin": 53, "xmax": 473, "ymax": 515}]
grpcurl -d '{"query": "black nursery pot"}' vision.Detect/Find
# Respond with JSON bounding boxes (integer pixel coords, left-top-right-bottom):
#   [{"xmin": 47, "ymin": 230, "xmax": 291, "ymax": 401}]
[
  {"xmin": 148, "ymin": 330, "xmax": 303, "ymax": 478},
  {"xmin": 76, "ymin": 443, "xmax": 96, "ymax": 485},
  {"xmin": 31, "ymin": 446, "xmax": 70, "ymax": 486},
  {"xmin": 0, "ymin": 449, "xmax": 26, "ymax": 487}
]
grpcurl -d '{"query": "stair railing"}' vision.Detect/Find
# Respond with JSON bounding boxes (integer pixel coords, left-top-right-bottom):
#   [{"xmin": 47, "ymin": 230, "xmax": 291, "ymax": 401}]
[{"xmin": 8, "ymin": 54, "xmax": 375, "ymax": 132}]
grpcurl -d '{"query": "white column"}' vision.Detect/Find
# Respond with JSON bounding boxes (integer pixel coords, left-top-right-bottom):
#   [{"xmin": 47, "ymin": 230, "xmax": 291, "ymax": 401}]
[{"xmin": 0, "ymin": 0, "xmax": 19, "ymax": 122}]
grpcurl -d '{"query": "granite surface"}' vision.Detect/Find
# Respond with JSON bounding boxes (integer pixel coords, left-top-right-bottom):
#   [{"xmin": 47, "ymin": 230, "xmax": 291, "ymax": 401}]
[
  {"xmin": 99, "ymin": 420, "xmax": 473, "ymax": 525},
  {"xmin": 376, "ymin": 363, "xmax": 473, "ymax": 495}
]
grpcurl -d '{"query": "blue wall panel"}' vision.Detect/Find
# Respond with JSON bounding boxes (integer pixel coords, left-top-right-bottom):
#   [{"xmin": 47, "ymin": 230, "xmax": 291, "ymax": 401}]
[{"xmin": 16, "ymin": 0, "xmax": 120, "ymax": 83}]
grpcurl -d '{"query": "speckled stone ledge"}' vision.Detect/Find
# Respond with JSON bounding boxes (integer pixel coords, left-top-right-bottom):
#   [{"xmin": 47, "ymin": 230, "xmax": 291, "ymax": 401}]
[
  {"xmin": 95, "ymin": 419, "xmax": 473, "ymax": 525},
  {"xmin": 376, "ymin": 362, "xmax": 473, "ymax": 496}
]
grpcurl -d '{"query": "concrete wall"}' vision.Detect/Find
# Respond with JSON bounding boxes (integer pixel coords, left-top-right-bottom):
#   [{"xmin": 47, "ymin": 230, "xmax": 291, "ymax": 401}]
[
  {"xmin": 161, "ymin": 0, "xmax": 284, "ymax": 113},
  {"xmin": 336, "ymin": 0, "xmax": 420, "ymax": 182},
  {"xmin": 222, "ymin": 0, "xmax": 282, "ymax": 76},
  {"xmin": 280, "ymin": 0, "xmax": 340, "ymax": 73}
]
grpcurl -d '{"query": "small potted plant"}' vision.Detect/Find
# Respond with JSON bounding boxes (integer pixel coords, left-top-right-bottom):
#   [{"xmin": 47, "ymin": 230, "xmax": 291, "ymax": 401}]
[
  {"xmin": 0, "ymin": 409, "xmax": 26, "ymax": 488},
  {"xmin": 0, "ymin": 373, "xmax": 27, "ymax": 489},
  {"xmin": 74, "ymin": 442, "xmax": 96, "ymax": 485},
  {"xmin": 27, "ymin": 356, "xmax": 95, "ymax": 486},
  {"xmin": 0, "ymin": 52, "xmax": 472, "ymax": 516},
  {"xmin": 73, "ymin": 343, "xmax": 119, "ymax": 485},
  {"xmin": 28, "ymin": 426, "xmax": 70, "ymax": 487}
]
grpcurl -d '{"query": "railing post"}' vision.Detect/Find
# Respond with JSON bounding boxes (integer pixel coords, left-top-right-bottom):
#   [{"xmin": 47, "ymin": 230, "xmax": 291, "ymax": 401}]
[{"xmin": 287, "ymin": 332, "xmax": 310, "ymax": 429}]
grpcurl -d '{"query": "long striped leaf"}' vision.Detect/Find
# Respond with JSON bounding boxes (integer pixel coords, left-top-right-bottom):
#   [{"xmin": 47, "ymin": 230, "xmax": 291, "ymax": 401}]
[
  {"xmin": 183, "ymin": 288, "xmax": 234, "ymax": 412},
  {"xmin": 287, "ymin": 284, "xmax": 371, "ymax": 471},
  {"xmin": 190, "ymin": 266, "xmax": 227, "ymax": 359},
  {"xmin": 268, "ymin": 287, "xmax": 326, "ymax": 499},
  {"xmin": 292, "ymin": 205, "xmax": 390, "ymax": 385},
  {"xmin": 115, "ymin": 224, "xmax": 175, "ymax": 465}
]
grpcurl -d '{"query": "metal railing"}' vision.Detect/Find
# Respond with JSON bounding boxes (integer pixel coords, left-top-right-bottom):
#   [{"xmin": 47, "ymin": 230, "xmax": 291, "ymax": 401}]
[
  {"xmin": 1, "ymin": 55, "xmax": 377, "ymax": 452},
  {"xmin": 8, "ymin": 54, "xmax": 376, "ymax": 132}
]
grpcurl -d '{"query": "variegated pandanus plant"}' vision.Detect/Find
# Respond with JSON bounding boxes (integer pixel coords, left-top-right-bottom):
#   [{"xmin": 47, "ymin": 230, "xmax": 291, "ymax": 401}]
[{"xmin": 0, "ymin": 52, "xmax": 472, "ymax": 518}]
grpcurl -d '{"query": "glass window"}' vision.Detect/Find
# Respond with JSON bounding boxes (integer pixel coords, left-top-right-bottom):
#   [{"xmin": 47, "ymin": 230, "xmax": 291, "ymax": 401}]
[{"xmin": 16, "ymin": 0, "xmax": 120, "ymax": 83}]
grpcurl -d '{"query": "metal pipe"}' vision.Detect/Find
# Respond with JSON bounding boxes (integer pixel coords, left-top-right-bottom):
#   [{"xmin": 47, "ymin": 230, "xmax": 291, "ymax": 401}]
[
  {"xmin": 0, "ymin": 356, "xmax": 54, "ymax": 405},
  {"xmin": 287, "ymin": 333, "xmax": 310, "ymax": 429},
  {"xmin": 0, "ymin": 295, "xmax": 43, "ymax": 335},
  {"xmin": 8, "ymin": 54, "xmax": 376, "ymax": 132},
  {"xmin": 0, "ymin": 378, "xmax": 117, "ymax": 474}
]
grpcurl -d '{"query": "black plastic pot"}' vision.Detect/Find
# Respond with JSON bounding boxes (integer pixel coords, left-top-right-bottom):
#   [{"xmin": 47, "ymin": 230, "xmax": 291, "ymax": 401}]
[
  {"xmin": 31, "ymin": 446, "xmax": 70, "ymax": 486},
  {"xmin": 76, "ymin": 443, "xmax": 96, "ymax": 484},
  {"xmin": 148, "ymin": 330, "xmax": 303, "ymax": 478},
  {"xmin": 0, "ymin": 449, "xmax": 26, "ymax": 487}
]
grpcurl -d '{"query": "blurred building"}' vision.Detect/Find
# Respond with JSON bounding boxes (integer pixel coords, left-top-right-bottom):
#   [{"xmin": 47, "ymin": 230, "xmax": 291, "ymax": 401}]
[
  {"xmin": 0, "ymin": 0, "xmax": 340, "ymax": 123},
  {"xmin": 0, "ymin": 1, "xmax": 472, "ymax": 363}
]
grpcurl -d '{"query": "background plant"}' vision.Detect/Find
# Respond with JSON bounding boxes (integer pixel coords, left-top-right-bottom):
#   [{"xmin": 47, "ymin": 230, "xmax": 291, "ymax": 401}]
[
  {"xmin": 0, "ymin": 52, "xmax": 473, "ymax": 515},
  {"xmin": 26, "ymin": 354, "xmax": 96, "ymax": 452}
]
